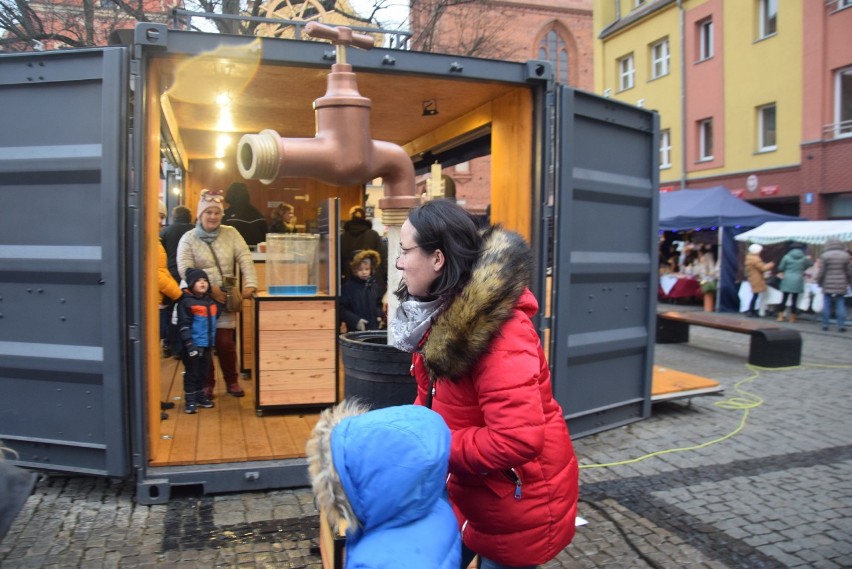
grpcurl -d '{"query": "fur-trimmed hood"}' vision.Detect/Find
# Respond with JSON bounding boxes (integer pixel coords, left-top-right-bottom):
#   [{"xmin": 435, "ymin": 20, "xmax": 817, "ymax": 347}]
[
  {"xmin": 306, "ymin": 401, "xmax": 453, "ymax": 541},
  {"xmin": 423, "ymin": 226, "xmax": 533, "ymax": 381}
]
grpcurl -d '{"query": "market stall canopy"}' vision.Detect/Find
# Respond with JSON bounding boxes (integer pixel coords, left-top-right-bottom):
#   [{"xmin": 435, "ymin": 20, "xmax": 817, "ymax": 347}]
[
  {"xmin": 659, "ymin": 186, "xmax": 801, "ymax": 231},
  {"xmin": 734, "ymin": 220, "xmax": 852, "ymax": 245}
]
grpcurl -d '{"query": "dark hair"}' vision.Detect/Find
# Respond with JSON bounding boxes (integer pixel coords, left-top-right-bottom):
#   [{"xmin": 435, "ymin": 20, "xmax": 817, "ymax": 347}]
[
  {"xmin": 172, "ymin": 205, "xmax": 191, "ymax": 223},
  {"xmin": 395, "ymin": 199, "xmax": 483, "ymax": 300},
  {"xmin": 225, "ymin": 182, "xmax": 249, "ymax": 206}
]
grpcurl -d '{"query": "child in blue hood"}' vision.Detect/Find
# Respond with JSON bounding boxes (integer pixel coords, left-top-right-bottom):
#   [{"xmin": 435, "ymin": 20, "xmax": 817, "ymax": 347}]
[{"xmin": 306, "ymin": 401, "xmax": 460, "ymax": 569}]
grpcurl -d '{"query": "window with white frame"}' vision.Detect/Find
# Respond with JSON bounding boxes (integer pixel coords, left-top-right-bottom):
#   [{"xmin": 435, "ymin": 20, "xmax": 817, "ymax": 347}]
[
  {"xmin": 699, "ymin": 119, "xmax": 713, "ymax": 161},
  {"xmin": 659, "ymin": 129, "xmax": 671, "ymax": 169},
  {"xmin": 836, "ymin": 67, "xmax": 852, "ymax": 137},
  {"xmin": 651, "ymin": 38, "xmax": 670, "ymax": 79},
  {"xmin": 698, "ymin": 18, "xmax": 713, "ymax": 61},
  {"xmin": 634, "ymin": 0, "xmax": 646, "ymax": 7},
  {"xmin": 840, "ymin": 0, "xmax": 852, "ymax": 8},
  {"xmin": 758, "ymin": 0, "xmax": 777, "ymax": 39},
  {"xmin": 758, "ymin": 104, "xmax": 777, "ymax": 151},
  {"xmin": 618, "ymin": 54, "xmax": 635, "ymax": 91}
]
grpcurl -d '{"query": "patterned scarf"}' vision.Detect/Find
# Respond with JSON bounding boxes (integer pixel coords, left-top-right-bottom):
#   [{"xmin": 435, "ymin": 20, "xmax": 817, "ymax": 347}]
[
  {"xmin": 390, "ymin": 297, "xmax": 446, "ymax": 353},
  {"xmin": 195, "ymin": 221, "xmax": 220, "ymax": 244}
]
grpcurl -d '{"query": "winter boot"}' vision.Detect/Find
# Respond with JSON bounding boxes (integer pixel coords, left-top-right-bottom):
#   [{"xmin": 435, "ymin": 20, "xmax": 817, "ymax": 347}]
[
  {"xmin": 789, "ymin": 313, "xmax": 797, "ymax": 323},
  {"xmin": 777, "ymin": 311, "xmax": 785, "ymax": 322},
  {"xmin": 184, "ymin": 391, "xmax": 197, "ymax": 414},
  {"xmin": 196, "ymin": 390, "xmax": 215, "ymax": 409}
]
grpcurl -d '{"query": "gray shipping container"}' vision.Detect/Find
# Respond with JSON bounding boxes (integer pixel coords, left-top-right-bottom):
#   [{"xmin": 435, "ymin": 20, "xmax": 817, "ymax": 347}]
[{"xmin": 0, "ymin": 23, "xmax": 658, "ymax": 503}]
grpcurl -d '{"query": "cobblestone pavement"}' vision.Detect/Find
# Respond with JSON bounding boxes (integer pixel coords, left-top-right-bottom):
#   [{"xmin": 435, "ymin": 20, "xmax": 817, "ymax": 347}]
[{"xmin": 2, "ymin": 307, "xmax": 850, "ymax": 568}]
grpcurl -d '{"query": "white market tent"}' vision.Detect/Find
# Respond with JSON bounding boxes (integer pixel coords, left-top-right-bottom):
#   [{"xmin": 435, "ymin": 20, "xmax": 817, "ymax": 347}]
[{"xmin": 735, "ymin": 220, "xmax": 852, "ymax": 245}]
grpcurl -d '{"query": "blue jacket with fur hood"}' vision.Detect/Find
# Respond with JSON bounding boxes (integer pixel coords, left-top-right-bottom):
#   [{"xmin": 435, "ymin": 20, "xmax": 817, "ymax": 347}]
[{"xmin": 306, "ymin": 402, "xmax": 461, "ymax": 569}]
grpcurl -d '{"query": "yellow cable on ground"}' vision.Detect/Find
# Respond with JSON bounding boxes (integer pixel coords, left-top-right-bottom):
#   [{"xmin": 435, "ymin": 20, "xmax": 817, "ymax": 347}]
[{"xmin": 579, "ymin": 362, "xmax": 852, "ymax": 470}]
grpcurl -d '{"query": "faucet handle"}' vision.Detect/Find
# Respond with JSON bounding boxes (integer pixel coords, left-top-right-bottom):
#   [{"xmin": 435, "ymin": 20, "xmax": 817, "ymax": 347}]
[{"xmin": 305, "ymin": 22, "xmax": 375, "ymax": 51}]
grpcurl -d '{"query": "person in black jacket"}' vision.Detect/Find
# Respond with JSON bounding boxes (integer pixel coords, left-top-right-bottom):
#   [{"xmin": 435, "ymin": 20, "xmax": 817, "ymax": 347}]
[
  {"xmin": 159, "ymin": 205, "xmax": 195, "ymax": 358},
  {"xmin": 222, "ymin": 182, "xmax": 267, "ymax": 247},
  {"xmin": 340, "ymin": 206, "xmax": 386, "ymax": 298},
  {"xmin": 160, "ymin": 205, "xmax": 195, "ymax": 283},
  {"xmin": 340, "ymin": 250, "xmax": 382, "ymax": 332}
]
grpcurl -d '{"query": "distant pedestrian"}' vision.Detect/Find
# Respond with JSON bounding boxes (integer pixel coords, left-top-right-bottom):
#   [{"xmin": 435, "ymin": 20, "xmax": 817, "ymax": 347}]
[
  {"xmin": 744, "ymin": 243, "xmax": 775, "ymax": 317},
  {"xmin": 775, "ymin": 243, "xmax": 813, "ymax": 322},
  {"xmin": 816, "ymin": 239, "xmax": 852, "ymax": 332},
  {"xmin": 306, "ymin": 401, "xmax": 461, "ymax": 569}
]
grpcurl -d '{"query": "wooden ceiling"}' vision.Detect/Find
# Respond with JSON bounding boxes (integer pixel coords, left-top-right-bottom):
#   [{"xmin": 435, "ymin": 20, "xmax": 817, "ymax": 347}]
[{"xmin": 153, "ymin": 54, "xmax": 520, "ymax": 167}]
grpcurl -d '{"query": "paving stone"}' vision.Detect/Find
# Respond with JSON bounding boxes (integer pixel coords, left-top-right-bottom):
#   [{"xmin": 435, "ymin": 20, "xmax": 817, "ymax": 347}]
[{"xmin": 2, "ymin": 312, "xmax": 851, "ymax": 568}]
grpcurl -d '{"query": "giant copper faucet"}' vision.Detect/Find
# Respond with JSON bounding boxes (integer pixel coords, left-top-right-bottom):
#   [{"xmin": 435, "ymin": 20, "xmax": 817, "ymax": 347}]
[{"xmin": 237, "ymin": 22, "xmax": 420, "ymax": 220}]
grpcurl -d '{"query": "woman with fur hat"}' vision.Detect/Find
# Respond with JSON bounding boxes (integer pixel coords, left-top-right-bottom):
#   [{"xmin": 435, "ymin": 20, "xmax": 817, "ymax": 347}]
[
  {"xmin": 306, "ymin": 401, "xmax": 461, "ymax": 568},
  {"xmin": 744, "ymin": 243, "xmax": 775, "ymax": 317},
  {"xmin": 391, "ymin": 199, "xmax": 578, "ymax": 569},
  {"xmin": 177, "ymin": 189, "xmax": 258, "ymax": 398},
  {"xmin": 339, "ymin": 249, "xmax": 382, "ymax": 332}
]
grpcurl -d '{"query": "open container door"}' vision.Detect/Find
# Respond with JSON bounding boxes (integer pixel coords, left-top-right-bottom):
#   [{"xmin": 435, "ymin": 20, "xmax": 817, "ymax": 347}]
[
  {"xmin": 549, "ymin": 87, "xmax": 659, "ymax": 438},
  {"xmin": 0, "ymin": 48, "xmax": 132, "ymax": 476}
]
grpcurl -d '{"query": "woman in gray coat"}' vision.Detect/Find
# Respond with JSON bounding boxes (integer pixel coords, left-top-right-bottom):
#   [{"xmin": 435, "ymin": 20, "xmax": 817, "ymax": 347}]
[
  {"xmin": 776, "ymin": 243, "xmax": 813, "ymax": 322},
  {"xmin": 817, "ymin": 239, "xmax": 852, "ymax": 332}
]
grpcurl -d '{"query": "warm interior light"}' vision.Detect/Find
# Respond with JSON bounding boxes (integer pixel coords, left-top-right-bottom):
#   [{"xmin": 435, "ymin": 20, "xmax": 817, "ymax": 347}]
[
  {"xmin": 215, "ymin": 92, "xmax": 231, "ymax": 106},
  {"xmin": 217, "ymin": 134, "xmax": 231, "ymax": 146},
  {"xmin": 215, "ymin": 160, "xmax": 225, "ymax": 170},
  {"xmin": 172, "ymin": 187, "xmax": 181, "ymax": 195},
  {"xmin": 216, "ymin": 110, "xmax": 234, "ymax": 131}
]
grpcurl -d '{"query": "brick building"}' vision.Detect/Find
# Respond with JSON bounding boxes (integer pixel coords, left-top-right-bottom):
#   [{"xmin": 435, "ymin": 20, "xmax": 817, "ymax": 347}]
[{"xmin": 409, "ymin": 0, "xmax": 594, "ymax": 216}]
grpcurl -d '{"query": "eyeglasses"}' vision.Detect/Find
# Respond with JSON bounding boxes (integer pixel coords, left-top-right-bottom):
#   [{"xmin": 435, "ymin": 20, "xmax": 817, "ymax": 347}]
[
  {"xmin": 397, "ymin": 244, "xmax": 421, "ymax": 259},
  {"xmin": 200, "ymin": 192, "xmax": 224, "ymax": 203}
]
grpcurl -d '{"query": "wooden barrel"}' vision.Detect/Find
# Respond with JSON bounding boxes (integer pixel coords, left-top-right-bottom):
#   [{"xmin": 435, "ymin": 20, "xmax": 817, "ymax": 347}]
[{"xmin": 339, "ymin": 331, "xmax": 416, "ymax": 409}]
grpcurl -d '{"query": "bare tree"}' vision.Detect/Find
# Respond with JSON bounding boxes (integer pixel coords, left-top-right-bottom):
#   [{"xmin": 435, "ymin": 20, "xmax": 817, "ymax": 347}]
[
  {"xmin": 0, "ymin": 0, "xmax": 383, "ymax": 51},
  {"xmin": 409, "ymin": 0, "xmax": 511, "ymax": 58},
  {"xmin": 0, "ymin": 0, "xmax": 167, "ymax": 51}
]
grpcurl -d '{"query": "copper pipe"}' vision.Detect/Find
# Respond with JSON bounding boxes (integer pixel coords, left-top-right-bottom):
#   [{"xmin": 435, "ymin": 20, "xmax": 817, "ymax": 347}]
[{"xmin": 237, "ymin": 25, "xmax": 420, "ymax": 212}]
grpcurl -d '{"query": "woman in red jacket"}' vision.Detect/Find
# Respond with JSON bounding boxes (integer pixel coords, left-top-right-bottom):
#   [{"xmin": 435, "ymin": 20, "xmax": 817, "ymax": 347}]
[{"xmin": 390, "ymin": 199, "xmax": 579, "ymax": 569}]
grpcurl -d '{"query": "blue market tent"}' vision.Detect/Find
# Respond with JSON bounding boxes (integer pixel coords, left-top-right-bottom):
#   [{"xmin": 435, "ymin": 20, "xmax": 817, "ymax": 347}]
[
  {"xmin": 659, "ymin": 186, "xmax": 800, "ymax": 231},
  {"xmin": 659, "ymin": 186, "xmax": 801, "ymax": 312}
]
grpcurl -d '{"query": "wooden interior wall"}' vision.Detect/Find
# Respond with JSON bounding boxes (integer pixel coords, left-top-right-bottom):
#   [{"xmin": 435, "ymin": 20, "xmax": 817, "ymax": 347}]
[
  {"xmin": 184, "ymin": 165, "xmax": 362, "ymax": 229},
  {"xmin": 490, "ymin": 88, "xmax": 534, "ymax": 241},
  {"xmin": 146, "ymin": 68, "xmax": 163, "ymax": 460}
]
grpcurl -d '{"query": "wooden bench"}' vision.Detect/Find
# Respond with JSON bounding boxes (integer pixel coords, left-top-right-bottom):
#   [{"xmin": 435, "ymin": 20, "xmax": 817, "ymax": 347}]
[{"xmin": 656, "ymin": 311, "xmax": 802, "ymax": 368}]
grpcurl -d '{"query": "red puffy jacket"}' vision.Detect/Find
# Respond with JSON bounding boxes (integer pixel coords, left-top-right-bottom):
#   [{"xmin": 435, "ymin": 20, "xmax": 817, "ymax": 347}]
[{"xmin": 413, "ymin": 283, "xmax": 578, "ymax": 565}]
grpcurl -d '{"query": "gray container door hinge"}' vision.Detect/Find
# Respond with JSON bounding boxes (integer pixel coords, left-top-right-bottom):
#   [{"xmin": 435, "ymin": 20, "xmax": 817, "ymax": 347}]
[{"xmin": 128, "ymin": 325, "xmax": 139, "ymax": 341}]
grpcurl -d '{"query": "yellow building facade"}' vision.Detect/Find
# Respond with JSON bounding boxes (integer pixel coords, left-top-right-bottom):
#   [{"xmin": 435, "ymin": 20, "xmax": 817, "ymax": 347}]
[{"xmin": 594, "ymin": 0, "xmax": 852, "ymax": 219}]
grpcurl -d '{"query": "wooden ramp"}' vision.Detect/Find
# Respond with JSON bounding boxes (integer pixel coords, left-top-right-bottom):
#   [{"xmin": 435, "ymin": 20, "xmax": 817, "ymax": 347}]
[{"xmin": 651, "ymin": 365, "xmax": 723, "ymax": 402}]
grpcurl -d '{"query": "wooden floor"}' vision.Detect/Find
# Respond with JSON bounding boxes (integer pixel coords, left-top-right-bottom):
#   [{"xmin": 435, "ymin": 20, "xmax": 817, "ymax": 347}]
[{"xmin": 152, "ymin": 356, "xmax": 320, "ymax": 467}]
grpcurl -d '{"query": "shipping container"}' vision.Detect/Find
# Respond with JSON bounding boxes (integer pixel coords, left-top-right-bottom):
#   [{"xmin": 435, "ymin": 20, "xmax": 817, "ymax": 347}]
[{"xmin": 0, "ymin": 22, "xmax": 659, "ymax": 503}]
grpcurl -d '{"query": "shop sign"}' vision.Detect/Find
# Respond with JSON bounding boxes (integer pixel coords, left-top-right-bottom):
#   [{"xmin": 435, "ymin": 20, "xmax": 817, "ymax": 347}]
[
  {"xmin": 730, "ymin": 188, "xmax": 745, "ymax": 198},
  {"xmin": 759, "ymin": 185, "xmax": 780, "ymax": 196}
]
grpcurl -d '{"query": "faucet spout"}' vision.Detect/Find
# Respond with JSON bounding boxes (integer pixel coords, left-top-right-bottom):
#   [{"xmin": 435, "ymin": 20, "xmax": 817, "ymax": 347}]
[{"xmin": 237, "ymin": 56, "xmax": 420, "ymax": 211}]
